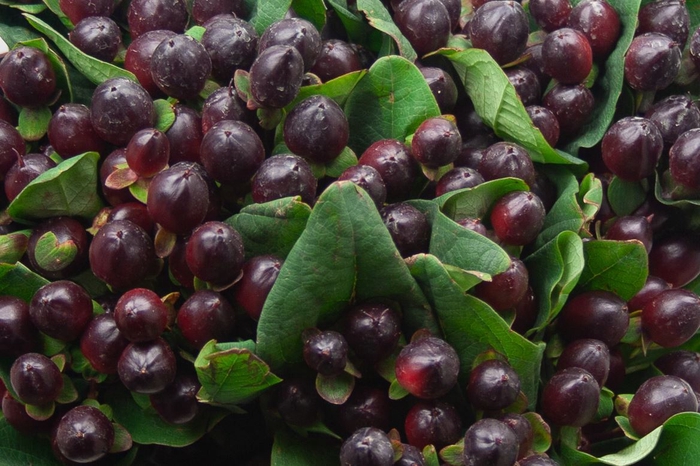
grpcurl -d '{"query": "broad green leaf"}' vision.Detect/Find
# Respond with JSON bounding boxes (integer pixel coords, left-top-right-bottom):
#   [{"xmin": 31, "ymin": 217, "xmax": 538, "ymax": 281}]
[
  {"xmin": 356, "ymin": 0, "xmax": 417, "ymax": 61},
  {"xmin": 524, "ymin": 231, "xmax": 585, "ymax": 332},
  {"xmin": 226, "ymin": 196, "xmax": 312, "ymax": 260},
  {"xmin": 288, "ymin": 70, "xmax": 367, "ymax": 109},
  {"xmin": 194, "ymin": 340, "xmax": 282, "ymax": 407},
  {"xmin": 185, "ymin": 25, "xmax": 206, "ymax": 41},
  {"xmin": 0, "ymin": 230, "xmax": 30, "ymax": 264},
  {"xmin": 7, "ymin": 152, "xmax": 104, "ymax": 222},
  {"xmin": 438, "ymin": 177, "xmax": 530, "ymax": 221},
  {"xmin": 324, "ymin": 146, "xmax": 358, "ymax": 178},
  {"xmin": 0, "ymin": 261, "xmax": 49, "ymax": 301},
  {"xmin": 0, "ymin": 1, "xmax": 45, "ymax": 14},
  {"xmin": 256, "ymin": 181, "xmax": 438, "ymax": 372},
  {"xmin": 0, "ymin": 418, "xmax": 56, "ymax": 465},
  {"xmin": 344, "ymin": 55, "xmax": 440, "ymax": 155},
  {"xmin": 522, "ymin": 412, "xmax": 552, "ymax": 453},
  {"xmin": 25, "ymin": 401, "xmax": 54, "ymax": 421},
  {"xmin": 607, "ymin": 176, "xmax": 647, "ymax": 217},
  {"xmin": 577, "ymin": 239, "xmax": 648, "ymax": 301},
  {"xmin": 33, "ymin": 231, "xmax": 78, "ymax": 272},
  {"xmin": 439, "ymin": 48, "xmax": 584, "ymax": 166},
  {"xmin": 423, "ymin": 445, "xmax": 440, "ymax": 466},
  {"xmin": 291, "ymin": 0, "xmax": 326, "ymax": 31},
  {"xmin": 23, "ymin": 14, "xmax": 137, "ymax": 85},
  {"xmin": 248, "ymin": 0, "xmax": 293, "ymax": 35},
  {"xmin": 564, "ymin": 0, "xmax": 643, "ymax": 155},
  {"xmin": 41, "ymin": 0, "xmax": 72, "ymax": 29},
  {"xmin": 17, "ymin": 105, "xmax": 51, "ymax": 141},
  {"xmin": 153, "ymin": 99, "xmax": 176, "ymax": 133},
  {"xmin": 104, "ymin": 386, "xmax": 227, "ymax": 447},
  {"xmin": 271, "ymin": 429, "xmax": 340, "ymax": 466},
  {"xmin": 408, "ymin": 253, "xmax": 545, "ymax": 409},
  {"xmin": 410, "ymin": 199, "xmax": 511, "ymax": 281},
  {"xmin": 0, "ymin": 8, "xmax": 40, "ymax": 48},
  {"xmin": 535, "ymin": 167, "xmax": 602, "ymax": 249},
  {"xmin": 326, "ymin": 0, "xmax": 375, "ymax": 49}
]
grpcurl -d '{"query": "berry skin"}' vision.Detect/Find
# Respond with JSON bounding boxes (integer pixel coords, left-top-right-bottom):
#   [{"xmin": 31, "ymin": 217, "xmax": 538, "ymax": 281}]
[{"xmin": 395, "ymin": 335, "xmax": 460, "ymax": 399}]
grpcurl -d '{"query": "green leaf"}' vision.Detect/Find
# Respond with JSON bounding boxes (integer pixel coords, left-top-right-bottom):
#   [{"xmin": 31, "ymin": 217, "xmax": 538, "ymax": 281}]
[
  {"xmin": 194, "ymin": 340, "xmax": 282, "ymax": 407},
  {"xmin": 389, "ymin": 379, "xmax": 410, "ymax": 400},
  {"xmin": 423, "ymin": 445, "xmax": 441, "ymax": 466},
  {"xmin": 289, "ymin": 70, "xmax": 367, "ymax": 109},
  {"xmin": 596, "ymin": 387, "xmax": 615, "ymax": 422},
  {"xmin": 271, "ymin": 429, "xmax": 340, "ymax": 466},
  {"xmin": 408, "ymin": 254, "xmax": 545, "ymax": 409},
  {"xmin": 248, "ymin": 0, "xmax": 293, "ymax": 35},
  {"xmin": 0, "ymin": 261, "xmax": 49, "ymax": 301},
  {"xmin": 153, "ymin": 99, "xmax": 176, "ymax": 133},
  {"xmin": 184, "ymin": 25, "xmax": 206, "ymax": 41},
  {"xmin": 325, "ymin": 146, "xmax": 358, "ymax": 178},
  {"xmin": 522, "ymin": 411, "xmax": 552, "ymax": 453},
  {"xmin": 315, "ymin": 371, "xmax": 354, "ymax": 405},
  {"xmin": 104, "ymin": 386, "xmax": 226, "ymax": 447},
  {"xmin": 17, "ymin": 105, "xmax": 51, "ymax": 141},
  {"xmin": 23, "ymin": 14, "xmax": 137, "ymax": 85},
  {"xmin": 535, "ymin": 167, "xmax": 602, "ymax": 249},
  {"xmin": 226, "ymin": 196, "xmax": 312, "ymax": 260},
  {"xmin": 33, "ymin": 231, "xmax": 78, "ymax": 273},
  {"xmin": 0, "ymin": 0, "xmax": 45, "ymax": 14},
  {"xmin": 439, "ymin": 441, "xmax": 463, "ymax": 466},
  {"xmin": 439, "ymin": 48, "xmax": 584, "ymax": 166},
  {"xmin": 0, "ymin": 9, "xmax": 41, "ymax": 49},
  {"xmin": 55, "ymin": 374, "xmax": 78, "ymax": 404},
  {"xmin": 291, "ymin": 0, "xmax": 326, "ymax": 31},
  {"xmin": 438, "ymin": 177, "xmax": 530, "ymax": 221},
  {"xmin": 256, "ymin": 181, "xmax": 438, "ymax": 372},
  {"xmin": 0, "ymin": 417, "xmax": 56, "ymax": 465},
  {"xmin": 576, "ymin": 239, "xmax": 648, "ymax": 301},
  {"xmin": 40, "ymin": 0, "xmax": 72, "ymax": 29},
  {"xmin": 524, "ymin": 231, "xmax": 585, "ymax": 332},
  {"xmin": 25, "ymin": 401, "xmax": 54, "ymax": 421},
  {"xmin": 356, "ymin": 0, "xmax": 417, "ymax": 62},
  {"xmin": 564, "ymin": 0, "xmax": 643, "ymax": 155},
  {"xmin": 607, "ymin": 176, "xmax": 647, "ymax": 217},
  {"xmin": 325, "ymin": 0, "xmax": 374, "ymax": 48},
  {"xmin": 7, "ymin": 152, "xmax": 104, "ymax": 222},
  {"xmin": 344, "ymin": 55, "xmax": 440, "ymax": 155},
  {"xmin": 0, "ymin": 230, "xmax": 30, "ymax": 264},
  {"xmin": 411, "ymin": 199, "xmax": 511, "ymax": 281}
]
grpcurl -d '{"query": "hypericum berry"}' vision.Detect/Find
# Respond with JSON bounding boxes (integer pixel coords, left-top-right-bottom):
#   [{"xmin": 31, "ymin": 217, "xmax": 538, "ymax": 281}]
[
  {"xmin": 302, "ymin": 330, "xmax": 348, "ymax": 376},
  {"xmin": 395, "ymin": 335, "xmax": 460, "ymax": 399},
  {"xmin": 567, "ymin": 0, "xmax": 621, "ymax": 59},
  {"xmin": 257, "ymin": 17, "xmax": 322, "ymax": 71},
  {"xmin": 557, "ymin": 290, "xmax": 629, "ymax": 347},
  {"xmin": 10, "ymin": 352, "xmax": 63, "ymax": 406},
  {"xmin": 150, "ymin": 370, "xmax": 201, "ymax": 425},
  {"xmin": 343, "ymin": 301, "xmax": 401, "ymax": 364},
  {"xmin": 185, "ymin": 221, "xmax": 245, "ymax": 286},
  {"xmin": 642, "ymin": 289, "xmax": 700, "ymax": 348},
  {"xmin": 628, "ymin": 375, "xmax": 698, "ymax": 437},
  {"xmin": 0, "ymin": 296, "xmax": 39, "ymax": 357},
  {"xmin": 29, "ymin": 280, "xmax": 93, "ymax": 342},
  {"xmin": 0, "ymin": 46, "xmax": 57, "ymax": 108},
  {"xmin": 404, "ymin": 400, "xmax": 462, "ymax": 450},
  {"xmin": 655, "ymin": 351, "xmax": 700, "ymax": 393},
  {"xmin": 469, "ymin": 1, "xmax": 529, "ymax": 65},
  {"xmin": 55, "ymin": 405, "xmax": 115, "ymax": 463},
  {"xmin": 557, "ymin": 339, "xmax": 610, "ymax": 388},
  {"xmin": 474, "ymin": 258, "xmax": 529, "ymax": 312},
  {"xmin": 114, "ymin": 288, "xmax": 168, "ymax": 343},
  {"xmin": 411, "ymin": 116, "xmax": 462, "ymax": 168},
  {"xmin": 601, "ymin": 117, "xmax": 663, "ymax": 182},
  {"xmin": 339, "ymin": 427, "xmax": 394, "ymax": 466},
  {"xmin": 462, "ymin": 418, "xmax": 519, "ymax": 466},
  {"xmin": 117, "ymin": 337, "xmax": 177, "ymax": 394},
  {"xmin": 177, "ymin": 290, "xmax": 235, "ymax": 349},
  {"xmin": 394, "ymin": 0, "xmax": 451, "ymax": 56},
  {"xmin": 490, "ymin": 191, "xmax": 546, "ymax": 246},
  {"xmin": 541, "ymin": 367, "xmax": 600, "ymax": 427},
  {"xmin": 467, "ymin": 358, "xmax": 521, "ymax": 411},
  {"xmin": 381, "ymin": 203, "xmax": 430, "ymax": 257},
  {"xmin": 624, "ymin": 33, "xmax": 681, "ymax": 92},
  {"xmin": 80, "ymin": 313, "xmax": 129, "ymax": 374},
  {"xmin": 284, "ymin": 95, "xmax": 349, "ymax": 164},
  {"xmin": 542, "ymin": 28, "xmax": 593, "ymax": 85}
]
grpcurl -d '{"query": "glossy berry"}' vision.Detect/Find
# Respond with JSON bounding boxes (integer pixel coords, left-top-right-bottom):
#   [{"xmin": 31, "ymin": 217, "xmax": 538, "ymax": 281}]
[
  {"xmin": 0, "ymin": 46, "xmax": 56, "ymax": 108},
  {"xmin": 529, "ymin": 0, "xmax": 572, "ymax": 32},
  {"xmin": 114, "ymin": 288, "xmax": 168, "ymax": 342},
  {"xmin": 624, "ymin": 33, "xmax": 681, "ymax": 92},
  {"xmin": 542, "ymin": 83, "xmax": 595, "ymax": 138},
  {"xmin": 505, "ymin": 67, "xmax": 541, "ymax": 107},
  {"xmin": 628, "ymin": 275, "xmax": 671, "ymax": 312},
  {"xmin": 117, "ymin": 337, "xmax": 177, "ymax": 394},
  {"xmin": 411, "ymin": 116, "xmax": 461, "ymax": 168},
  {"xmin": 185, "ymin": 221, "xmax": 245, "ymax": 286},
  {"xmin": 201, "ymin": 16, "xmax": 258, "ymax": 82},
  {"xmin": 498, "ymin": 412, "xmax": 533, "ymax": 460},
  {"xmin": 642, "ymin": 289, "xmax": 700, "ymax": 348},
  {"xmin": 469, "ymin": 1, "xmax": 529, "ymax": 65},
  {"xmin": 89, "ymin": 220, "xmax": 156, "ymax": 290},
  {"xmin": 637, "ymin": 0, "xmax": 690, "ymax": 47},
  {"xmin": 303, "ymin": 330, "xmax": 348, "ymax": 376},
  {"xmin": 628, "ymin": 375, "xmax": 698, "ymax": 437},
  {"xmin": 567, "ymin": 0, "xmax": 621, "ymax": 59},
  {"xmin": 648, "ymin": 233, "xmax": 700, "ymax": 288},
  {"xmin": 309, "ymin": 39, "xmax": 363, "ymax": 82},
  {"xmin": 358, "ymin": 139, "xmax": 418, "ymax": 202},
  {"xmin": 435, "ymin": 167, "xmax": 484, "ymax": 197},
  {"xmin": 395, "ymin": 335, "xmax": 460, "ymax": 399},
  {"xmin": 338, "ymin": 165, "xmax": 387, "ymax": 208},
  {"xmin": 233, "ymin": 255, "xmax": 283, "ymax": 321},
  {"xmin": 177, "ymin": 290, "xmax": 235, "ymax": 350},
  {"xmin": 670, "ymin": 128, "xmax": 700, "ymax": 190},
  {"xmin": 467, "ymin": 359, "xmax": 521, "ymax": 411},
  {"xmin": 420, "ymin": 67, "xmax": 458, "ymax": 113},
  {"xmin": 284, "ymin": 95, "xmax": 349, "ymax": 164},
  {"xmin": 381, "ymin": 203, "xmax": 430, "ymax": 257},
  {"xmin": 91, "ymin": 77, "xmax": 155, "ymax": 146},
  {"xmin": 249, "ymin": 45, "xmax": 305, "ymax": 108},
  {"xmin": 646, "ymin": 95, "xmax": 700, "ymax": 149},
  {"xmin": 55, "ymin": 405, "xmax": 114, "ymax": 463},
  {"xmin": 527, "ymin": 105, "xmax": 560, "ymax": 147},
  {"xmin": 80, "ymin": 313, "xmax": 129, "ymax": 374},
  {"xmin": 59, "ymin": 0, "xmax": 115, "ymax": 24},
  {"xmin": 655, "ymin": 351, "xmax": 700, "ymax": 393},
  {"xmin": 557, "ymin": 290, "xmax": 629, "ymax": 347},
  {"xmin": 258, "ymin": 18, "xmax": 322, "ymax": 71},
  {"xmin": 124, "ymin": 30, "xmax": 177, "ymax": 97},
  {"xmin": 475, "ymin": 258, "xmax": 529, "ymax": 312},
  {"xmin": 191, "ymin": 0, "xmax": 247, "ymax": 24},
  {"xmin": 541, "ymin": 367, "xmax": 600, "ymax": 427},
  {"xmin": 150, "ymin": 34, "xmax": 212, "ymax": 101},
  {"xmin": 333, "ymin": 385, "xmax": 391, "ymax": 436},
  {"xmin": 150, "ymin": 371, "xmax": 201, "ymax": 424},
  {"xmin": 0, "ymin": 296, "xmax": 38, "ymax": 357},
  {"xmin": 10, "ymin": 352, "xmax": 63, "ymax": 406},
  {"xmin": 542, "ymin": 28, "xmax": 593, "ymax": 85},
  {"xmin": 604, "ymin": 215, "xmax": 653, "ymax": 253},
  {"xmin": 480, "ymin": 141, "xmax": 536, "ymax": 188},
  {"xmin": 404, "ymin": 400, "xmax": 462, "ymax": 450},
  {"xmin": 69, "ymin": 16, "xmax": 122, "ymax": 63},
  {"xmin": 201, "ymin": 87, "xmax": 250, "ymax": 134},
  {"xmin": 490, "ymin": 191, "xmax": 546, "ymax": 246},
  {"xmin": 557, "ymin": 339, "xmax": 610, "ymax": 388},
  {"xmin": 601, "ymin": 117, "xmax": 663, "ymax": 182},
  {"xmin": 4, "ymin": 153, "xmax": 56, "ymax": 202},
  {"xmin": 47, "ymin": 103, "xmax": 107, "ymax": 158},
  {"xmin": 276, "ymin": 378, "xmax": 320, "ymax": 427},
  {"xmin": 343, "ymin": 301, "xmax": 401, "ymax": 364},
  {"xmin": 127, "ymin": 0, "xmax": 188, "ymax": 38},
  {"xmin": 339, "ymin": 427, "xmax": 394, "ymax": 466},
  {"xmin": 394, "ymin": 0, "xmax": 451, "ymax": 57},
  {"xmin": 462, "ymin": 418, "xmax": 519, "ymax": 466},
  {"xmin": 29, "ymin": 280, "xmax": 93, "ymax": 342},
  {"xmin": 251, "ymin": 154, "xmax": 317, "ymax": 205}
]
